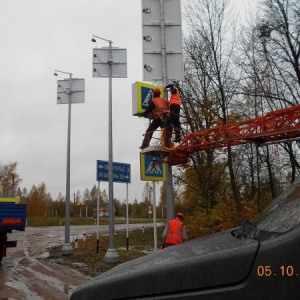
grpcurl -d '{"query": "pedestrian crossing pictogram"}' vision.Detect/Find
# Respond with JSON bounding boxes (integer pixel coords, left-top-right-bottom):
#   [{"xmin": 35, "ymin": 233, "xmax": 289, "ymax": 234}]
[
  {"xmin": 141, "ymin": 87, "xmax": 154, "ymax": 109},
  {"xmin": 146, "ymin": 159, "xmax": 163, "ymax": 175},
  {"xmin": 132, "ymin": 81, "xmax": 164, "ymax": 115},
  {"xmin": 140, "ymin": 154, "xmax": 166, "ymax": 181}
]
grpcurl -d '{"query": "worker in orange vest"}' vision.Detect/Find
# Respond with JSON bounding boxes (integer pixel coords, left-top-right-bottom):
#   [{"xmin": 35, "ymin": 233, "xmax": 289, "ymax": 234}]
[
  {"xmin": 165, "ymin": 84, "xmax": 182, "ymax": 143},
  {"xmin": 162, "ymin": 212, "xmax": 187, "ymax": 248},
  {"xmin": 138, "ymin": 88, "xmax": 169, "ymax": 149}
]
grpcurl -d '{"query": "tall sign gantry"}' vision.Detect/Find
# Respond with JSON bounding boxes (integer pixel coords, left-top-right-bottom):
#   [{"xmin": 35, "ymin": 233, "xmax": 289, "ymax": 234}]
[{"xmin": 141, "ymin": 0, "xmax": 184, "ymax": 220}]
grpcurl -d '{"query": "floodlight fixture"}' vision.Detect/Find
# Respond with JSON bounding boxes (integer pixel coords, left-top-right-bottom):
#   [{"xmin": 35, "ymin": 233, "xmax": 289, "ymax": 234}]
[
  {"xmin": 143, "ymin": 36, "xmax": 152, "ymax": 42},
  {"xmin": 144, "ymin": 64, "xmax": 152, "ymax": 72},
  {"xmin": 92, "ymin": 34, "xmax": 113, "ymax": 44},
  {"xmin": 54, "ymin": 69, "xmax": 73, "ymax": 77},
  {"xmin": 142, "ymin": 8, "xmax": 151, "ymax": 14}
]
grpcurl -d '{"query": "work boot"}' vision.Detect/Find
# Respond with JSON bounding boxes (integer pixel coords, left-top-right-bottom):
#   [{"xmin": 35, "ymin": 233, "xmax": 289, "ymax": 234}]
[{"xmin": 139, "ymin": 140, "xmax": 149, "ymax": 149}]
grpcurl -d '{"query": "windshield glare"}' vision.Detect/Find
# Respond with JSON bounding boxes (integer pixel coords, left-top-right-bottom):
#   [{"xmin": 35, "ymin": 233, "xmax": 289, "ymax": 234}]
[{"xmin": 255, "ymin": 178, "xmax": 300, "ymax": 233}]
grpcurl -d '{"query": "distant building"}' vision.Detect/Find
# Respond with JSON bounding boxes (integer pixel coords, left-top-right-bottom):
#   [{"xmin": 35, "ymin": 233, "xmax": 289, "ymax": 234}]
[{"xmin": 93, "ymin": 204, "xmax": 109, "ymax": 217}]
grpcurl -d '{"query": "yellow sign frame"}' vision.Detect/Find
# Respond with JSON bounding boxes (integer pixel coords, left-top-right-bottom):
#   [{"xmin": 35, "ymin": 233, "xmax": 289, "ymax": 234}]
[
  {"xmin": 140, "ymin": 153, "xmax": 166, "ymax": 181},
  {"xmin": 132, "ymin": 81, "xmax": 164, "ymax": 115}
]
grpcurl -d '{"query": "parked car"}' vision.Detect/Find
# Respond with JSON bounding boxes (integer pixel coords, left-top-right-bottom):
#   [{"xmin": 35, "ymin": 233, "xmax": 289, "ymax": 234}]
[{"xmin": 71, "ymin": 178, "xmax": 300, "ymax": 299}]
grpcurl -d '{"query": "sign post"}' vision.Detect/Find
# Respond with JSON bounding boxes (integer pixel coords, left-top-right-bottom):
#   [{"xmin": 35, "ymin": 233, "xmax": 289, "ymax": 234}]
[
  {"xmin": 55, "ymin": 70, "xmax": 85, "ymax": 256},
  {"xmin": 140, "ymin": 154, "xmax": 165, "ymax": 250},
  {"xmin": 96, "ymin": 160, "xmax": 131, "ymax": 255},
  {"xmin": 92, "ymin": 35, "xmax": 127, "ymax": 263}
]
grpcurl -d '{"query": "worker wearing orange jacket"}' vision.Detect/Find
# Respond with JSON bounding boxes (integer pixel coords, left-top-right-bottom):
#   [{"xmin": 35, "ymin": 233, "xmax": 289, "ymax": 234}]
[
  {"xmin": 162, "ymin": 212, "xmax": 187, "ymax": 247},
  {"xmin": 138, "ymin": 88, "xmax": 169, "ymax": 149},
  {"xmin": 165, "ymin": 84, "xmax": 182, "ymax": 143}
]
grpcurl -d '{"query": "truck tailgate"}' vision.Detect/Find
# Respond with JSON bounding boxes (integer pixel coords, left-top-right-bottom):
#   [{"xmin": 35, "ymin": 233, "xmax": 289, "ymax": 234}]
[{"xmin": 0, "ymin": 203, "xmax": 27, "ymax": 232}]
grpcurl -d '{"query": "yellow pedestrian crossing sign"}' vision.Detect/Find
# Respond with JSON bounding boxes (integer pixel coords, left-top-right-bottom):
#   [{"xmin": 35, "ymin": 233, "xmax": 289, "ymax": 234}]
[
  {"xmin": 132, "ymin": 81, "xmax": 164, "ymax": 115},
  {"xmin": 140, "ymin": 154, "xmax": 166, "ymax": 181}
]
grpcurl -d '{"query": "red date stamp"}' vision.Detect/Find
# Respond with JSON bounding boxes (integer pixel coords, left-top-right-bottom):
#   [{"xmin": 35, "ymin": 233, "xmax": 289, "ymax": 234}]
[{"xmin": 257, "ymin": 265, "xmax": 298, "ymax": 277}]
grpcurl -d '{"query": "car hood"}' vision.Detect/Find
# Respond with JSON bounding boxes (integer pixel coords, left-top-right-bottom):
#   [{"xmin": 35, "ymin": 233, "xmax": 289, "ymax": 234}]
[{"xmin": 71, "ymin": 229, "xmax": 259, "ymax": 299}]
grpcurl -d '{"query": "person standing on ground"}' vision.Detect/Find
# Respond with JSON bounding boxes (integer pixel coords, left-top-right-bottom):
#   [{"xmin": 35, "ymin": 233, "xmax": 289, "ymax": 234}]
[{"xmin": 162, "ymin": 212, "xmax": 187, "ymax": 248}]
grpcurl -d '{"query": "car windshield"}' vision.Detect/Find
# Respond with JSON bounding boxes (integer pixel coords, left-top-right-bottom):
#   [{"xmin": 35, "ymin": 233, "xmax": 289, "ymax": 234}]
[
  {"xmin": 255, "ymin": 177, "xmax": 300, "ymax": 233},
  {"xmin": 232, "ymin": 178, "xmax": 300, "ymax": 241}
]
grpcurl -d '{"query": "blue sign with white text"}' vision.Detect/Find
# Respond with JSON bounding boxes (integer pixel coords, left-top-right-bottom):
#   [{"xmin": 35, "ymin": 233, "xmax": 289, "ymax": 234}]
[{"xmin": 97, "ymin": 160, "xmax": 131, "ymax": 183}]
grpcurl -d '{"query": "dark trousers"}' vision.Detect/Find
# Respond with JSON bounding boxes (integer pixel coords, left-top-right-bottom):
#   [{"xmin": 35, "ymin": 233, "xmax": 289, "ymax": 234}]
[
  {"xmin": 141, "ymin": 117, "xmax": 163, "ymax": 148},
  {"xmin": 169, "ymin": 104, "xmax": 181, "ymax": 139},
  {"xmin": 141, "ymin": 117, "xmax": 170, "ymax": 148}
]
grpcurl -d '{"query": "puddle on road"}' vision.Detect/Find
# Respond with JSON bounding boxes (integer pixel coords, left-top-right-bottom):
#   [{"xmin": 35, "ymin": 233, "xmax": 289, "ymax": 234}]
[{"xmin": 6, "ymin": 278, "xmax": 43, "ymax": 300}]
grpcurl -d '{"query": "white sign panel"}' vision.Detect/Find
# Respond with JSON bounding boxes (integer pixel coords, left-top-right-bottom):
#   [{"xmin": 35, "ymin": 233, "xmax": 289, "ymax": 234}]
[
  {"xmin": 143, "ymin": 25, "xmax": 183, "ymax": 53},
  {"xmin": 142, "ymin": 0, "xmax": 184, "ymax": 81},
  {"xmin": 142, "ymin": 0, "xmax": 182, "ymax": 24},
  {"xmin": 93, "ymin": 48, "xmax": 127, "ymax": 78},
  {"xmin": 143, "ymin": 53, "xmax": 184, "ymax": 81},
  {"xmin": 57, "ymin": 79, "xmax": 85, "ymax": 104}
]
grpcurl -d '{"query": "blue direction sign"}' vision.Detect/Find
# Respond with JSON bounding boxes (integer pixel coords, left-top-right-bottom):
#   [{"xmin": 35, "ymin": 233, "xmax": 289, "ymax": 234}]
[{"xmin": 97, "ymin": 160, "xmax": 131, "ymax": 183}]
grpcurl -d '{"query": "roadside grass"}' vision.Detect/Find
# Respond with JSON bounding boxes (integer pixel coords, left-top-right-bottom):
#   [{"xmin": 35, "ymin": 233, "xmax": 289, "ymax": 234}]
[
  {"xmin": 27, "ymin": 217, "xmax": 158, "ymax": 227},
  {"xmin": 48, "ymin": 226, "xmax": 165, "ymax": 277}
]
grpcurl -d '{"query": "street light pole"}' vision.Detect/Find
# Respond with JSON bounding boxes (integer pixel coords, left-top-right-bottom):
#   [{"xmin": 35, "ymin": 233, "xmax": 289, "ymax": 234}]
[
  {"xmin": 54, "ymin": 69, "xmax": 73, "ymax": 255},
  {"xmin": 92, "ymin": 35, "xmax": 119, "ymax": 262}
]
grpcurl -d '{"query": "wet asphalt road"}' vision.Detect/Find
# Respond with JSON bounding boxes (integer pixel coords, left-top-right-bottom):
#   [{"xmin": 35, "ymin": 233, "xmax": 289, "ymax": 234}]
[{"xmin": 0, "ymin": 223, "xmax": 159, "ymax": 300}]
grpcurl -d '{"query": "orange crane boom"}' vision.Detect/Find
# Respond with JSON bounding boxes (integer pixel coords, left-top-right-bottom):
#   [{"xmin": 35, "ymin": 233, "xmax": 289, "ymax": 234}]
[{"xmin": 142, "ymin": 104, "xmax": 300, "ymax": 166}]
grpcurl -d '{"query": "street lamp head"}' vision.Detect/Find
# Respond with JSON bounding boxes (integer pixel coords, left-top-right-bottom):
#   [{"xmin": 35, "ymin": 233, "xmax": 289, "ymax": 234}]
[
  {"xmin": 54, "ymin": 73, "xmax": 58, "ymax": 76},
  {"xmin": 91, "ymin": 38, "xmax": 96, "ymax": 43}
]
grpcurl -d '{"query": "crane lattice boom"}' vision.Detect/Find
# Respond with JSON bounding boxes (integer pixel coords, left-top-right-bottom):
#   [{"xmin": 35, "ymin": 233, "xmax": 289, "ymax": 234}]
[{"xmin": 142, "ymin": 104, "xmax": 300, "ymax": 166}]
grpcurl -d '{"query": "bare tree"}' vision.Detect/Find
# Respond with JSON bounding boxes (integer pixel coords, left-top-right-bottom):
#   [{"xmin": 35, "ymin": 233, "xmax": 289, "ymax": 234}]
[{"xmin": 182, "ymin": 0, "xmax": 243, "ymax": 213}]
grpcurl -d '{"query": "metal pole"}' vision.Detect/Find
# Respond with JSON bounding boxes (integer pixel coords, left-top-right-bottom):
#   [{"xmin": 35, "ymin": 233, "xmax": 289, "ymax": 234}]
[
  {"xmin": 104, "ymin": 40, "xmax": 119, "ymax": 262},
  {"xmin": 153, "ymin": 181, "xmax": 157, "ymax": 251},
  {"xmin": 96, "ymin": 181, "xmax": 100, "ymax": 253},
  {"xmin": 126, "ymin": 183, "xmax": 129, "ymax": 251},
  {"xmin": 62, "ymin": 73, "xmax": 73, "ymax": 255},
  {"xmin": 160, "ymin": 0, "xmax": 175, "ymax": 220}
]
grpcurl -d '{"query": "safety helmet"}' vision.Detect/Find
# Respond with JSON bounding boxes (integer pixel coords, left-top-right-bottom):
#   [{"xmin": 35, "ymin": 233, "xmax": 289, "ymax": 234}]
[
  {"xmin": 176, "ymin": 212, "xmax": 184, "ymax": 219},
  {"xmin": 153, "ymin": 88, "xmax": 161, "ymax": 97}
]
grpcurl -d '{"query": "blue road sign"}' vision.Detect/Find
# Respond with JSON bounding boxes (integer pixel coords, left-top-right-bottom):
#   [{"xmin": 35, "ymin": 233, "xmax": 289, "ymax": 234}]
[{"xmin": 97, "ymin": 160, "xmax": 131, "ymax": 183}]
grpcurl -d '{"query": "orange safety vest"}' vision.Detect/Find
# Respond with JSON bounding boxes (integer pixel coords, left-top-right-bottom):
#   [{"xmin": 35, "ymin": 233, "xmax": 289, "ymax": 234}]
[
  {"xmin": 151, "ymin": 97, "xmax": 168, "ymax": 119},
  {"xmin": 168, "ymin": 92, "xmax": 181, "ymax": 107},
  {"xmin": 165, "ymin": 219, "xmax": 183, "ymax": 245}
]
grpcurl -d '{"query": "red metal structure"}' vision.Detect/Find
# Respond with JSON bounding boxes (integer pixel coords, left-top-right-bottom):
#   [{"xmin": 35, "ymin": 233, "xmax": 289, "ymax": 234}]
[{"xmin": 142, "ymin": 104, "xmax": 300, "ymax": 166}]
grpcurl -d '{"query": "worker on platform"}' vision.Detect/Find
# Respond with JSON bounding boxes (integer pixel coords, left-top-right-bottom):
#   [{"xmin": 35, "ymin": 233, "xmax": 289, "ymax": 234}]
[
  {"xmin": 138, "ymin": 88, "xmax": 169, "ymax": 149},
  {"xmin": 162, "ymin": 212, "xmax": 187, "ymax": 248},
  {"xmin": 165, "ymin": 83, "xmax": 182, "ymax": 143}
]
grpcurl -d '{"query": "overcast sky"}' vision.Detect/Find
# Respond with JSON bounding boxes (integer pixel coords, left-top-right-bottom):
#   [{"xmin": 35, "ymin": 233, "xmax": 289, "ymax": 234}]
[{"xmin": 0, "ymin": 0, "xmax": 253, "ymax": 203}]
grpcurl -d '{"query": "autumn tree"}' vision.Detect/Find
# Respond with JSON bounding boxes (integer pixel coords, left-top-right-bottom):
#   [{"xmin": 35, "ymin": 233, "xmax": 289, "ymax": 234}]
[
  {"xmin": 27, "ymin": 183, "xmax": 52, "ymax": 217},
  {"xmin": 0, "ymin": 162, "xmax": 22, "ymax": 197}
]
